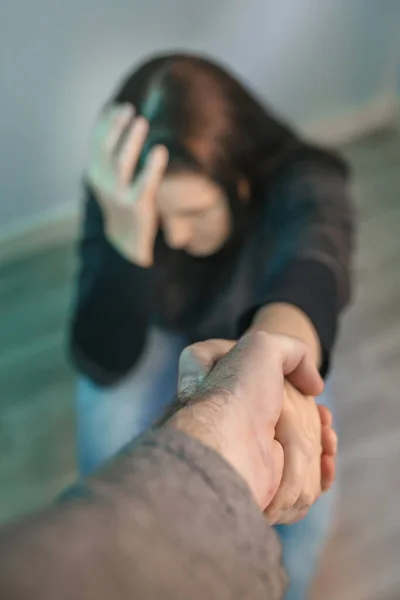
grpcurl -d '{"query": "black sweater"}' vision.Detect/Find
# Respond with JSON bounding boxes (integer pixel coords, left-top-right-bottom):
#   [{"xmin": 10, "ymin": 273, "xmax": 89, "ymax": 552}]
[{"xmin": 70, "ymin": 161, "xmax": 354, "ymax": 386}]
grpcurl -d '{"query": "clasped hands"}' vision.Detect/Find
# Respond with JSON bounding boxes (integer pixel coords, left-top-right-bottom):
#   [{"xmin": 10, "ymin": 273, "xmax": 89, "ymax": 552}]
[{"xmin": 169, "ymin": 333, "xmax": 337, "ymax": 524}]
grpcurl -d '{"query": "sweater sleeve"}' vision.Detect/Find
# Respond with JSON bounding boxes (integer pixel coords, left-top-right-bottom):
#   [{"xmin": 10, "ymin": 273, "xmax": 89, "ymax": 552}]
[
  {"xmin": 0, "ymin": 428, "xmax": 287, "ymax": 600},
  {"xmin": 238, "ymin": 162, "xmax": 355, "ymax": 377},
  {"xmin": 69, "ymin": 188, "xmax": 153, "ymax": 386}
]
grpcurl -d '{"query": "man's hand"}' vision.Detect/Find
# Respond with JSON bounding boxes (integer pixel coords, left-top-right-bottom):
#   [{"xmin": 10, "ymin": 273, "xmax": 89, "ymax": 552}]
[
  {"xmin": 176, "ymin": 337, "xmax": 337, "ymax": 519},
  {"xmin": 265, "ymin": 381, "xmax": 321, "ymax": 525},
  {"xmin": 266, "ymin": 385, "xmax": 337, "ymax": 524},
  {"xmin": 170, "ymin": 331, "xmax": 324, "ymax": 511}
]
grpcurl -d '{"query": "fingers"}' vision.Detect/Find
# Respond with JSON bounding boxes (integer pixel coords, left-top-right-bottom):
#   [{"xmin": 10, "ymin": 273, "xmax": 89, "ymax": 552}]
[
  {"xmin": 88, "ymin": 104, "xmax": 135, "ymax": 193},
  {"xmin": 103, "ymin": 104, "xmax": 135, "ymax": 160},
  {"xmin": 321, "ymin": 454, "xmax": 336, "ymax": 491},
  {"xmin": 258, "ymin": 439, "xmax": 285, "ymax": 510},
  {"xmin": 285, "ymin": 507, "xmax": 310, "ymax": 524},
  {"xmin": 178, "ymin": 332, "xmax": 332, "ymax": 517},
  {"xmin": 117, "ymin": 116, "xmax": 149, "ymax": 187},
  {"xmin": 318, "ymin": 404, "xmax": 333, "ymax": 428},
  {"xmin": 196, "ymin": 331, "xmax": 322, "ymax": 429},
  {"xmin": 91, "ymin": 104, "xmax": 133, "ymax": 166},
  {"xmin": 318, "ymin": 404, "xmax": 337, "ymax": 485},
  {"xmin": 320, "ymin": 407, "xmax": 337, "ymax": 491},
  {"xmin": 265, "ymin": 379, "xmax": 323, "ymax": 524},
  {"xmin": 138, "ymin": 145, "xmax": 169, "ymax": 202},
  {"xmin": 268, "ymin": 453, "xmax": 322, "ymax": 525},
  {"xmin": 178, "ymin": 340, "xmax": 236, "ymax": 394},
  {"xmin": 265, "ymin": 444, "xmax": 306, "ymax": 524},
  {"xmin": 179, "ymin": 332, "xmax": 321, "ymax": 403},
  {"xmin": 280, "ymin": 340, "xmax": 324, "ymax": 398},
  {"xmin": 247, "ymin": 332, "xmax": 323, "ymax": 397},
  {"xmin": 89, "ymin": 104, "xmax": 164, "ymax": 197},
  {"xmin": 270, "ymin": 411, "xmax": 337, "ymax": 521},
  {"xmin": 321, "ymin": 424, "xmax": 338, "ymax": 456}
]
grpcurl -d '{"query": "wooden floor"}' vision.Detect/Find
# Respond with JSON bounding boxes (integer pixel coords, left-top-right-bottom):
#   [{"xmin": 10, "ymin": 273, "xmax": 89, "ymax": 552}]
[
  {"xmin": 310, "ymin": 127, "xmax": 400, "ymax": 600},
  {"xmin": 0, "ymin": 127, "xmax": 399, "ymax": 599}
]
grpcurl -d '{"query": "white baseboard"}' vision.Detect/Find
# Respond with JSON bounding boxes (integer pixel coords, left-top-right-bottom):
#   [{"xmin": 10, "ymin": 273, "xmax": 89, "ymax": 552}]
[
  {"xmin": 301, "ymin": 92, "xmax": 399, "ymax": 146},
  {"xmin": 1, "ymin": 92, "xmax": 398, "ymax": 265},
  {"xmin": 0, "ymin": 205, "xmax": 80, "ymax": 266}
]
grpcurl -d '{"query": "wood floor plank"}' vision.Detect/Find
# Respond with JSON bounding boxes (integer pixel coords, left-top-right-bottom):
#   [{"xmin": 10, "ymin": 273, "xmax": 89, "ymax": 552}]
[{"xmin": 310, "ymin": 127, "xmax": 400, "ymax": 599}]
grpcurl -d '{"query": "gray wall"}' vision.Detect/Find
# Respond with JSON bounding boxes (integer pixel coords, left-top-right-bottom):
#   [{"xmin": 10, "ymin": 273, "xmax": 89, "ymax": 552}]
[{"xmin": 1, "ymin": 0, "xmax": 399, "ymax": 229}]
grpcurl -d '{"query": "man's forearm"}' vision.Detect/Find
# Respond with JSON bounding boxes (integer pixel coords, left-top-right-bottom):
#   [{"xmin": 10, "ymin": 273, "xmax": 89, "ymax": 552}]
[
  {"xmin": 251, "ymin": 302, "xmax": 321, "ymax": 366},
  {"xmin": 0, "ymin": 428, "xmax": 286, "ymax": 600}
]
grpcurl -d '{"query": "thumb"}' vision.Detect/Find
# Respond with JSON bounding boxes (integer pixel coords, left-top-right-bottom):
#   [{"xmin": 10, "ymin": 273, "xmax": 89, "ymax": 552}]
[
  {"xmin": 178, "ymin": 340, "xmax": 236, "ymax": 394},
  {"xmin": 178, "ymin": 348, "xmax": 209, "ymax": 395}
]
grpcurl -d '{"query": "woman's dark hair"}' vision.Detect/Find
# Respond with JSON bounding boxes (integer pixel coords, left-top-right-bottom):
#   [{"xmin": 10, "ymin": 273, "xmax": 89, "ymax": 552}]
[
  {"xmin": 107, "ymin": 52, "xmax": 347, "ymax": 331},
  {"xmin": 112, "ymin": 52, "xmax": 346, "ymax": 193}
]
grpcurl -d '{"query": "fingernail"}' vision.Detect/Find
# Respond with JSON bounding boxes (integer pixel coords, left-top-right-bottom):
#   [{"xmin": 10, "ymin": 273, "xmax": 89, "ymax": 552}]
[
  {"xmin": 180, "ymin": 373, "xmax": 206, "ymax": 393},
  {"xmin": 180, "ymin": 377, "xmax": 197, "ymax": 393}
]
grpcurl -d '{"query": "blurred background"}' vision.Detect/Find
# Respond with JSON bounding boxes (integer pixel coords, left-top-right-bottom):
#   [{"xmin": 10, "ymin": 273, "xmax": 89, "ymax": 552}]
[{"xmin": 0, "ymin": 1, "xmax": 399, "ymax": 598}]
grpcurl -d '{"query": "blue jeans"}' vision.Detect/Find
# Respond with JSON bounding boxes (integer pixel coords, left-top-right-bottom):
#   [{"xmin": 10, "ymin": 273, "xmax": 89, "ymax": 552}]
[{"xmin": 77, "ymin": 328, "xmax": 336, "ymax": 599}]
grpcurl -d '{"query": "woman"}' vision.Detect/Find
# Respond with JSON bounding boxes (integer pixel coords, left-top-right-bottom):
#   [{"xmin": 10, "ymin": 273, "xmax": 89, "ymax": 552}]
[{"xmin": 70, "ymin": 52, "xmax": 353, "ymax": 598}]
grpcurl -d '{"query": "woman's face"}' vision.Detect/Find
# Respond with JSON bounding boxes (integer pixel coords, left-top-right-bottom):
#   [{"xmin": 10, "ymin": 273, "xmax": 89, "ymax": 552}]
[{"xmin": 157, "ymin": 172, "xmax": 233, "ymax": 256}]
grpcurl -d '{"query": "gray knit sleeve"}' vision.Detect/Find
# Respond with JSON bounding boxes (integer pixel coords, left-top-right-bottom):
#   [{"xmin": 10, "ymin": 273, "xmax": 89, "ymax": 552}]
[{"xmin": 0, "ymin": 428, "xmax": 287, "ymax": 600}]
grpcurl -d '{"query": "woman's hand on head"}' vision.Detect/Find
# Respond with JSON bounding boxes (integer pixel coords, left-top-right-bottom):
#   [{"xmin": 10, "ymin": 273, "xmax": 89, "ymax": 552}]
[
  {"xmin": 177, "ymin": 336, "xmax": 337, "ymax": 517},
  {"xmin": 86, "ymin": 103, "xmax": 169, "ymax": 267}
]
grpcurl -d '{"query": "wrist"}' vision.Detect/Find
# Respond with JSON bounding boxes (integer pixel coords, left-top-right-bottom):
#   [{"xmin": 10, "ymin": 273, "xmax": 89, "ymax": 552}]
[
  {"xmin": 131, "ymin": 252, "xmax": 153, "ymax": 268},
  {"xmin": 168, "ymin": 396, "xmax": 260, "ymax": 500},
  {"xmin": 167, "ymin": 398, "xmax": 225, "ymax": 456},
  {"xmin": 130, "ymin": 234, "xmax": 155, "ymax": 267},
  {"xmin": 110, "ymin": 237, "xmax": 154, "ymax": 267}
]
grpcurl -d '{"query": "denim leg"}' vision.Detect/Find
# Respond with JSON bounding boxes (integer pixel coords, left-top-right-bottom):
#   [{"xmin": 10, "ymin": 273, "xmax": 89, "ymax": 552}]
[
  {"xmin": 76, "ymin": 328, "xmax": 187, "ymax": 477},
  {"xmin": 275, "ymin": 488, "xmax": 336, "ymax": 600}
]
